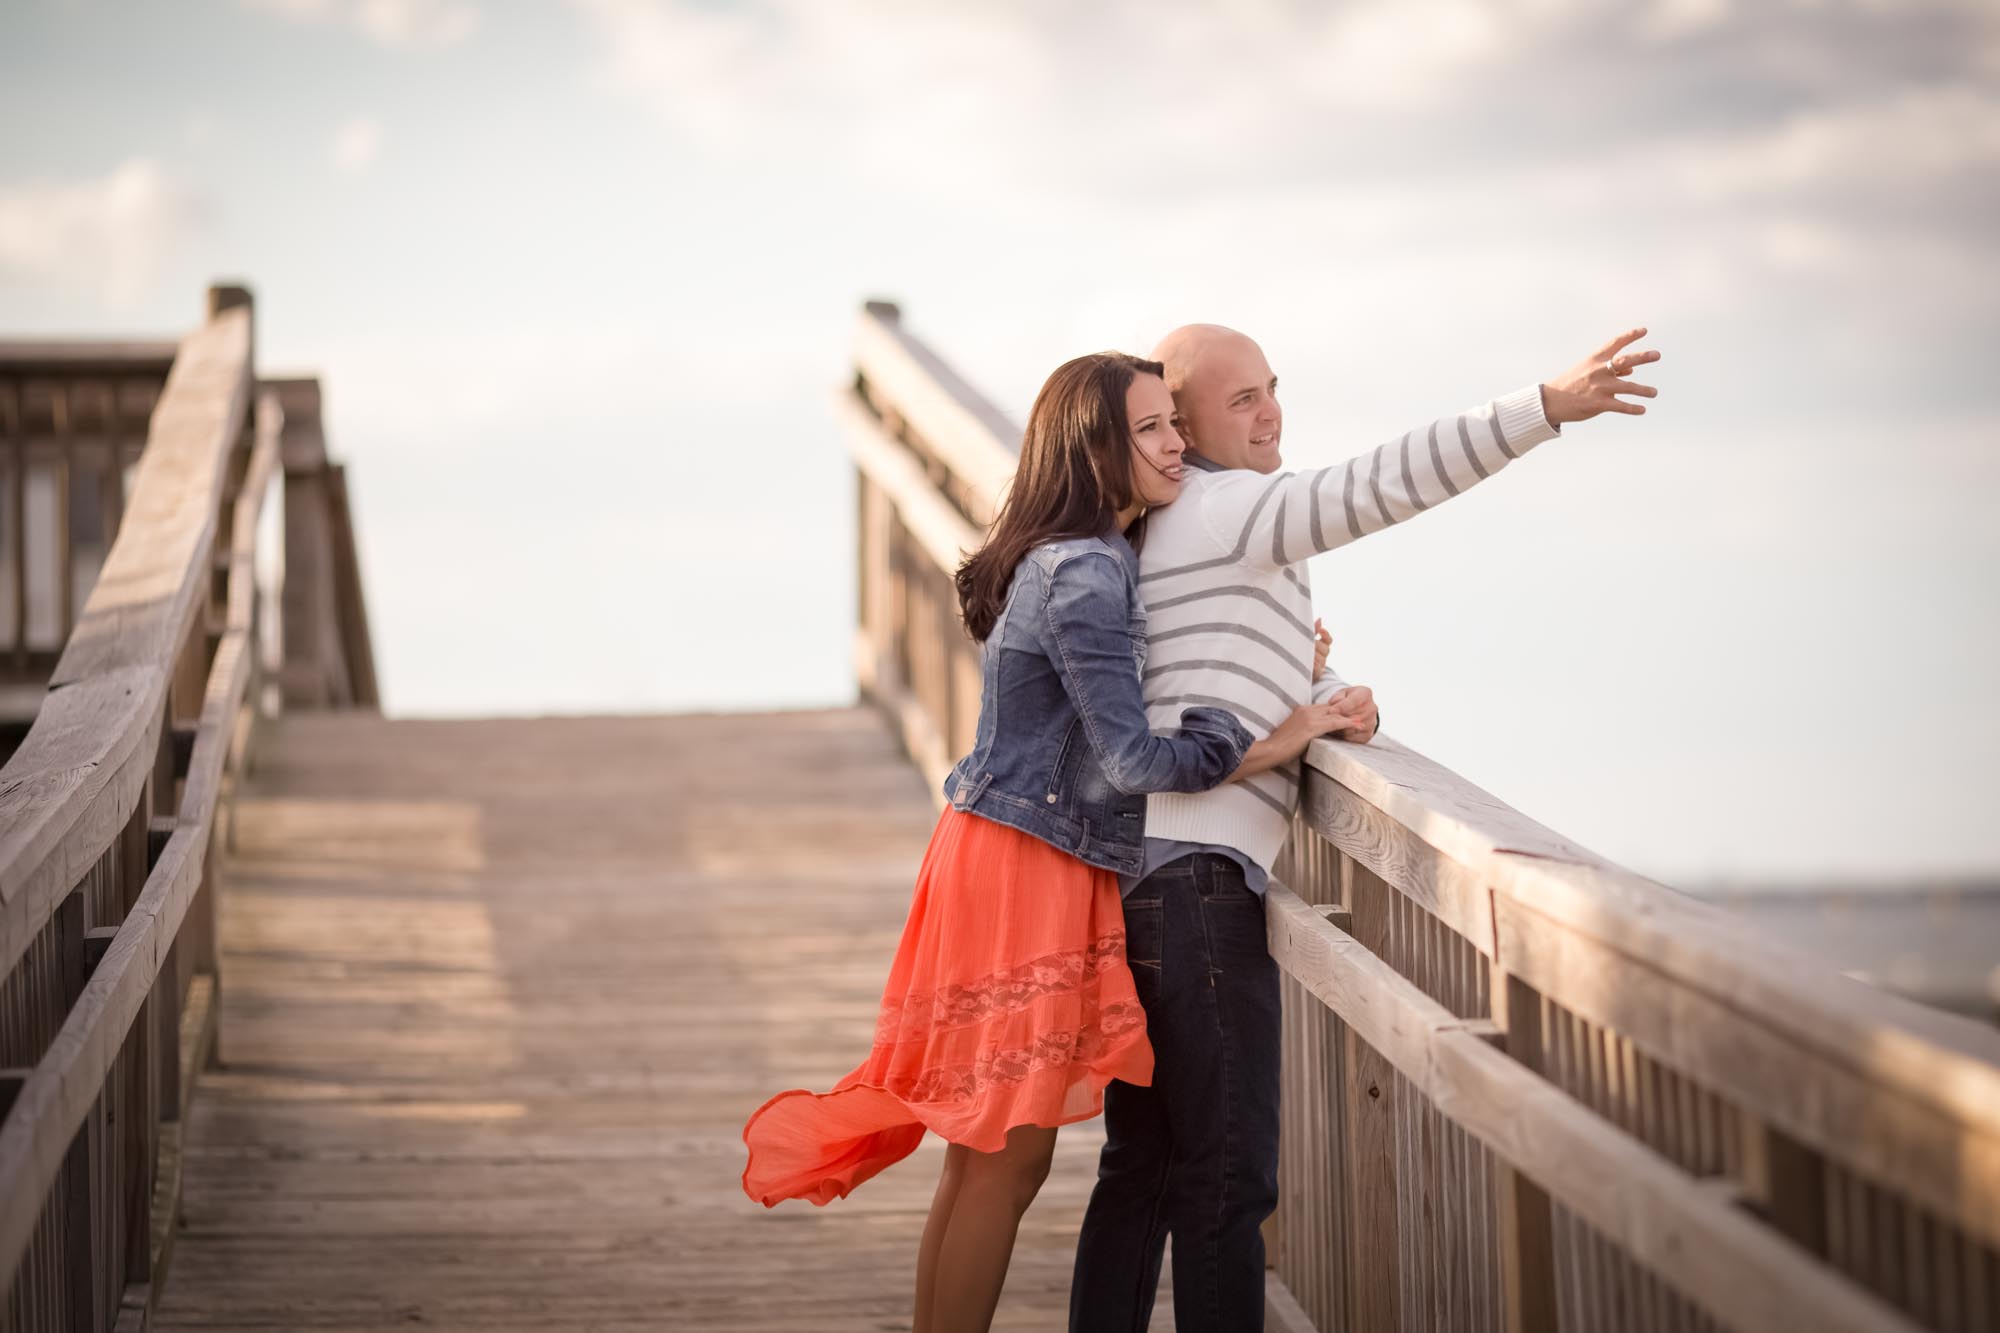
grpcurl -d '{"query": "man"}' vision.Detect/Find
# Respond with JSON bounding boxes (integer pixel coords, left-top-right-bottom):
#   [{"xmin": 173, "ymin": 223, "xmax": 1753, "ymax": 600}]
[{"xmin": 1069, "ymin": 325, "xmax": 1660, "ymax": 1331}]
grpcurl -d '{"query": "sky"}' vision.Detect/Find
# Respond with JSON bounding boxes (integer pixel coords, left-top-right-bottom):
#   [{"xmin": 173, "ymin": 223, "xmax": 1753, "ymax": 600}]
[{"xmin": 2, "ymin": 0, "xmax": 1996, "ymax": 887}]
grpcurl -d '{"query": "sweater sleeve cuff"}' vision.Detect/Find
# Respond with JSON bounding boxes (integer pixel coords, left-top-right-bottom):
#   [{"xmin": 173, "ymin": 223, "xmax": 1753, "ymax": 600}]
[{"xmin": 1495, "ymin": 383, "xmax": 1560, "ymax": 451}]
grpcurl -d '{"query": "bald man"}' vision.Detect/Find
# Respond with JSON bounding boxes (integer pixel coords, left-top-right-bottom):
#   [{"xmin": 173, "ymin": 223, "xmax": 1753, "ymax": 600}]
[{"xmin": 1069, "ymin": 325, "xmax": 1660, "ymax": 1333}]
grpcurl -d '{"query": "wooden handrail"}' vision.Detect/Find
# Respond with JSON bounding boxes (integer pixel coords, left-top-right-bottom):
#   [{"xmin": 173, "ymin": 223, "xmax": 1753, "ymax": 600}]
[
  {"xmin": 852, "ymin": 301, "xmax": 1018, "ymax": 528},
  {"xmin": 0, "ymin": 285, "xmax": 335, "ymax": 1328},
  {"xmin": 844, "ymin": 300, "xmax": 2000, "ymax": 1333},
  {"xmin": 0, "ymin": 304, "xmax": 252, "ymax": 971},
  {"xmin": 1297, "ymin": 732, "xmax": 2000, "ymax": 1242}
]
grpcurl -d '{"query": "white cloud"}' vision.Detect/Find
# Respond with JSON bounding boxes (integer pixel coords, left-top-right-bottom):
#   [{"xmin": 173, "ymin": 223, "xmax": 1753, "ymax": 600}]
[
  {"xmin": 356, "ymin": 0, "xmax": 477, "ymax": 48},
  {"xmin": 0, "ymin": 159, "xmax": 202, "ymax": 306},
  {"xmin": 241, "ymin": 0, "xmax": 478, "ymax": 49},
  {"xmin": 1667, "ymin": 83, "xmax": 2000, "ymax": 199},
  {"xmin": 332, "ymin": 116, "xmax": 384, "ymax": 172}
]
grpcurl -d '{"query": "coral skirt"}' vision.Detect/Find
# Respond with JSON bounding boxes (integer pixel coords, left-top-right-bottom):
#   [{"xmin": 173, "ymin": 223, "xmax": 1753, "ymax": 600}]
[{"xmin": 741, "ymin": 804, "xmax": 1155, "ymax": 1207}]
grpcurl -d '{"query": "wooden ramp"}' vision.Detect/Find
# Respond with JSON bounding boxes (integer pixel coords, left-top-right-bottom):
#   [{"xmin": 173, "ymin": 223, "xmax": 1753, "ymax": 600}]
[{"xmin": 154, "ymin": 708, "xmax": 1154, "ymax": 1332}]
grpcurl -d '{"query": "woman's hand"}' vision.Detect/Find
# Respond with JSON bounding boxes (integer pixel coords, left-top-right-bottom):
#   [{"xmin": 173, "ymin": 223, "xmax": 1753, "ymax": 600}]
[
  {"xmin": 1311, "ymin": 618, "xmax": 1331, "ymax": 683},
  {"xmin": 1228, "ymin": 692, "xmax": 1374, "ymax": 782}
]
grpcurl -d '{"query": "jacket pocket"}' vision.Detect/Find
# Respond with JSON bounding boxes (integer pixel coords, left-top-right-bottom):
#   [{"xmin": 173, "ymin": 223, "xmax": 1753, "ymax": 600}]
[{"xmin": 1045, "ymin": 717, "xmax": 1082, "ymax": 805}]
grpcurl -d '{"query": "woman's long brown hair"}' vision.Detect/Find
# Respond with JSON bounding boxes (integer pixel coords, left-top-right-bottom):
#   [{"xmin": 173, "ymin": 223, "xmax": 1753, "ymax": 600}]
[{"xmin": 955, "ymin": 351, "xmax": 1163, "ymax": 642}]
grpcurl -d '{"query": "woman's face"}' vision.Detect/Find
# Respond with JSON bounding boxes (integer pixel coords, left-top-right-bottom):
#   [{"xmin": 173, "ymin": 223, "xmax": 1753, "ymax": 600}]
[{"xmin": 1126, "ymin": 373, "xmax": 1186, "ymax": 508}]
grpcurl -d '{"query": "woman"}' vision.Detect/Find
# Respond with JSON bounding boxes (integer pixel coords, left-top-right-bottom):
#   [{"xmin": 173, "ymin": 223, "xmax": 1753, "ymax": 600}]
[{"xmin": 741, "ymin": 351, "xmax": 1353, "ymax": 1333}]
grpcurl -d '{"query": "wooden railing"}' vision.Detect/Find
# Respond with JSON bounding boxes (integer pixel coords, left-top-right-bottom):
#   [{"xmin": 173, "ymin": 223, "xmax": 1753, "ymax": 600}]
[
  {"xmin": 0, "ymin": 285, "xmax": 372, "ymax": 1331},
  {"xmin": 842, "ymin": 301, "xmax": 2000, "ymax": 1333}
]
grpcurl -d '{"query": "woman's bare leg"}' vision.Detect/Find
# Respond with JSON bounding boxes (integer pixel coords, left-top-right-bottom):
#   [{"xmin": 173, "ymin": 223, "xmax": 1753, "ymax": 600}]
[
  {"xmin": 914, "ymin": 1143, "xmax": 969, "ymax": 1333},
  {"xmin": 929, "ymin": 1125, "xmax": 1058, "ymax": 1333}
]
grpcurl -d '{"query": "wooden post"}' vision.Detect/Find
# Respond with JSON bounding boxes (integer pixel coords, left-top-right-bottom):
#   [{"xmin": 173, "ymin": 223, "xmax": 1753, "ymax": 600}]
[
  {"xmin": 1494, "ymin": 971, "xmax": 1559, "ymax": 1333},
  {"xmin": 1341, "ymin": 858, "xmax": 1402, "ymax": 1331},
  {"xmin": 1742, "ymin": 1116, "xmax": 1829, "ymax": 1257},
  {"xmin": 58, "ymin": 888, "xmax": 106, "ymax": 1333}
]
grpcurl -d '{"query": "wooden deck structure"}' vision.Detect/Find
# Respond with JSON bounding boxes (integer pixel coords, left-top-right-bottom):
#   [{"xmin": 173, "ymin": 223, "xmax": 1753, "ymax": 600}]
[
  {"xmin": 150, "ymin": 706, "xmax": 1119, "ymax": 1331},
  {"xmin": 2, "ymin": 288, "xmax": 1998, "ymax": 1332}
]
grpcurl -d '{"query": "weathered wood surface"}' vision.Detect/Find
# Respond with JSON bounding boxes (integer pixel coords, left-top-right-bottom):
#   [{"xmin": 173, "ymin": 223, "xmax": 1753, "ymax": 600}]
[
  {"xmin": 851, "ymin": 302, "xmax": 1019, "ymax": 529},
  {"xmin": 0, "ymin": 304, "xmax": 253, "ymax": 978},
  {"xmin": 155, "ymin": 708, "xmax": 1188, "ymax": 1332}
]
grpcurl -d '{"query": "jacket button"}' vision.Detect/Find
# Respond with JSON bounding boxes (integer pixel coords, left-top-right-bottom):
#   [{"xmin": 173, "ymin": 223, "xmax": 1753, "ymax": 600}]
[{"xmin": 1046, "ymin": 793, "xmax": 1057, "ymax": 804}]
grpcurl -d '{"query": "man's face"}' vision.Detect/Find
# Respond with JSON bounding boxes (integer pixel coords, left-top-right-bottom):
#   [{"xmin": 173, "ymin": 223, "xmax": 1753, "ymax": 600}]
[{"xmin": 1178, "ymin": 334, "xmax": 1282, "ymax": 474}]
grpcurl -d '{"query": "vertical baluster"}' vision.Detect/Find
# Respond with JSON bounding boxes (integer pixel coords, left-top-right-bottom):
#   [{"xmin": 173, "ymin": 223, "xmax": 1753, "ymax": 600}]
[
  {"xmin": 1342, "ymin": 862, "xmax": 1401, "ymax": 1332},
  {"xmin": 56, "ymin": 889, "xmax": 104, "ymax": 1333},
  {"xmin": 53, "ymin": 388, "xmax": 73, "ymax": 642}
]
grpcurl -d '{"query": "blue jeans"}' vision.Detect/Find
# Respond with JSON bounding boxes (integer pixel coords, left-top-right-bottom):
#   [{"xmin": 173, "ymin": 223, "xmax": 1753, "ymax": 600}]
[{"xmin": 1069, "ymin": 853, "xmax": 1281, "ymax": 1333}]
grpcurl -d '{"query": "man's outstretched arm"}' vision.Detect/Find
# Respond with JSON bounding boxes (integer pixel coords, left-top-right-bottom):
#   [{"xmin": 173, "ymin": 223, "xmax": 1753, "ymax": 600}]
[{"xmin": 1213, "ymin": 329, "xmax": 1661, "ymax": 568}]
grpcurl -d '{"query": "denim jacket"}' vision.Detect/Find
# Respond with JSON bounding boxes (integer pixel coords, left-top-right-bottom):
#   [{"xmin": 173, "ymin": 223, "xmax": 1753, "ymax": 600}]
[{"xmin": 941, "ymin": 530, "xmax": 1253, "ymax": 875}]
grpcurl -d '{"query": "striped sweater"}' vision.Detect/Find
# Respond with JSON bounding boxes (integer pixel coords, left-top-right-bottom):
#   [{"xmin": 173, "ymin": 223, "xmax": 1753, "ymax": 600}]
[{"xmin": 1138, "ymin": 384, "xmax": 1560, "ymax": 870}]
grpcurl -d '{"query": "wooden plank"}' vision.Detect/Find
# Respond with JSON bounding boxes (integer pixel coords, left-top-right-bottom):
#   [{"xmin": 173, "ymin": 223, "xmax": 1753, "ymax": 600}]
[
  {"xmin": 1490, "ymin": 883, "xmax": 2000, "ymax": 1253},
  {"xmin": 149, "ymin": 709, "xmax": 1155, "ymax": 1331},
  {"xmin": 835, "ymin": 393, "xmax": 982, "ymax": 579},
  {"xmin": 1330, "ymin": 860, "xmax": 1400, "ymax": 1332},
  {"xmin": 1298, "ymin": 763, "xmax": 1497, "ymax": 958},
  {"xmin": 1496, "ymin": 972, "xmax": 1558, "ymax": 1333},
  {"xmin": 1265, "ymin": 884, "xmax": 1928, "ymax": 1333},
  {"xmin": 0, "ymin": 344, "xmax": 178, "ymax": 374},
  {"xmin": 319, "ymin": 464, "xmax": 377, "ymax": 709}
]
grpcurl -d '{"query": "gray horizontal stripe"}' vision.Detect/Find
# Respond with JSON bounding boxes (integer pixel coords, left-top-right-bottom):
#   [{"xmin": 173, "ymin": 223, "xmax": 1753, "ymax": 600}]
[
  {"xmin": 1281, "ymin": 562, "xmax": 1307, "ymax": 594},
  {"xmin": 1150, "ymin": 693, "xmax": 1279, "ymax": 735},
  {"xmin": 1398, "ymin": 431, "xmax": 1431, "ymax": 514},
  {"xmin": 1271, "ymin": 491, "xmax": 1290, "ymax": 565},
  {"xmin": 1143, "ymin": 658, "xmax": 1298, "ymax": 711},
  {"xmin": 1147, "ymin": 584, "xmax": 1313, "ymax": 640},
  {"xmin": 1236, "ymin": 775, "xmax": 1295, "ymax": 818},
  {"xmin": 1428, "ymin": 420, "xmax": 1459, "ymax": 499},
  {"xmin": 1308, "ymin": 466, "xmax": 1329, "ymax": 551},
  {"xmin": 1140, "ymin": 474, "xmax": 1288, "ymax": 583},
  {"xmin": 1367, "ymin": 442, "xmax": 1392, "ymax": 529},
  {"xmin": 1487, "ymin": 402, "xmax": 1518, "ymax": 460},
  {"xmin": 1342, "ymin": 463, "xmax": 1361, "ymax": 541},
  {"xmin": 1148, "ymin": 620, "xmax": 1314, "ymax": 669},
  {"xmin": 1456, "ymin": 415, "xmax": 1489, "ymax": 481}
]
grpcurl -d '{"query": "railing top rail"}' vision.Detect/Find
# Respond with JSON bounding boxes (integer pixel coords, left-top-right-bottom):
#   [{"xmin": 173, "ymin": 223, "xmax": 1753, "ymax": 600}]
[
  {"xmin": 1301, "ymin": 733, "xmax": 2000, "ymax": 1125},
  {"xmin": 0, "ymin": 302, "xmax": 254, "ymax": 980},
  {"xmin": 851, "ymin": 303, "xmax": 1019, "ymax": 529},
  {"xmin": 0, "ymin": 340, "xmax": 181, "ymax": 371}
]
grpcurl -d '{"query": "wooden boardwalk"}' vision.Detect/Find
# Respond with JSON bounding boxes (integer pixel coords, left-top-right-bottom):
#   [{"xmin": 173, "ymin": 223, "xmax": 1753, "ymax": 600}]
[{"xmin": 153, "ymin": 707, "xmax": 1157, "ymax": 1332}]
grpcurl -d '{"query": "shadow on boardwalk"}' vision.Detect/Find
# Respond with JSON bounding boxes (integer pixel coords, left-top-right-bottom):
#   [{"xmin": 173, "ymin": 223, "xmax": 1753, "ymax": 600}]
[{"xmin": 156, "ymin": 708, "xmax": 1168, "ymax": 1331}]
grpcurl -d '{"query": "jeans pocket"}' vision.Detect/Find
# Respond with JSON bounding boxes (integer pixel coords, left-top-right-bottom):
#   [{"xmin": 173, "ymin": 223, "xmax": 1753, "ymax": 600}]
[
  {"xmin": 1121, "ymin": 895, "xmax": 1162, "ymax": 970},
  {"xmin": 1199, "ymin": 883, "xmax": 1269, "ymax": 972}
]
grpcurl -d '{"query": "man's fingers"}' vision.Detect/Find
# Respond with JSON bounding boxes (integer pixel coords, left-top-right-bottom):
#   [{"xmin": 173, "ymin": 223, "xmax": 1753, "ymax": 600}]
[
  {"xmin": 1617, "ymin": 349, "xmax": 1662, "ymax": 371},
  {"xmin": 1594, "ymin": 326, "xmax": 1648, "ymax": 359},
  {"xmin": 1609, "ymin": 400, "xmax": 1647, "ymax": 415},
  {"xmin": 1614, "ymin": 380, "xmax": 1659, "ymax": 398}
]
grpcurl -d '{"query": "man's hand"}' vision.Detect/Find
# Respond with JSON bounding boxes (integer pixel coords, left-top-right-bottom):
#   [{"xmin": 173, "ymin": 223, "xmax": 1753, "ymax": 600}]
[
  {"xmin": 1322, "ymin": 685, "xmax": 1377, "ymax": 743},
  {"xmin": 1540, "ymin": 328, "xmax": 1661, "ymax": 426},
  {"xmin": 1311, "ymin": 617, "xmax": 1332, "ymax": 683}
]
